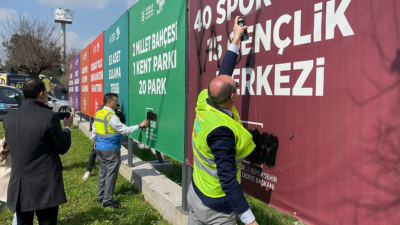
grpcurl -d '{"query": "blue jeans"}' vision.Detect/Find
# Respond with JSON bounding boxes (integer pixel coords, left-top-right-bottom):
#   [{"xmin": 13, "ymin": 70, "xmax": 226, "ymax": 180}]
[{"xmin": 0, "ymin": 201, "xmax": 18, "ymax": 225}]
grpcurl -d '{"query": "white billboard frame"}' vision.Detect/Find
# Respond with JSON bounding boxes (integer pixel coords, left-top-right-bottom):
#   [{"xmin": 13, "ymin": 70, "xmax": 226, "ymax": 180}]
[{"xmin": 54, "ymin": 8, "xmax": 73, "ymax": 24}]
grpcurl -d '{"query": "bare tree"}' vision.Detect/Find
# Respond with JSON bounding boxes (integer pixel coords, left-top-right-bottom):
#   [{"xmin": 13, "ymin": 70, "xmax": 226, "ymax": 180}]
[
  {"xmin": 66, "ymin": 45, "xmax": 81, "ymax": 65},
  {"xmin": 58, "ymin": 46, "xmax": 81, "ymax": 88},
  {"xmin": 42, "ymin": 45, "xmax": 82, "ymax": 78},
  {"xmin": 58, "ymin": 73, "xmax": 69, "ymax": 91},
  {"xmin": 0, "ymin": 15, "xmax": 63, "ymax": 78}
]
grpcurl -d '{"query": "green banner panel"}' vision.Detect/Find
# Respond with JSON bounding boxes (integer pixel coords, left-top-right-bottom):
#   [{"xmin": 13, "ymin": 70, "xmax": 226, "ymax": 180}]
[
  {"xmin": 128, "ymin": 0, "xmax": 185, "ymax": 162},
  {"xmin": 104, "ymin": 12, "xmax": 129, "ymax": 125}
]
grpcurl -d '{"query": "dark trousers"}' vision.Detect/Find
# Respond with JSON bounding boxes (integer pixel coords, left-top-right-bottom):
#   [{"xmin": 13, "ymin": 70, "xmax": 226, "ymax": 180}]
[
  {"xmin": 89, "ymin": 117, "xmax": 94, "ymax": 131},
  {"xmin": 86, "ymin": 145, "xmax": 97, "ymax": 172},
  {"xmin": 96, "ymin": 149, "xmax": 121, "ymax": 205},
  {"xmin": 16, "ymin": 206, "xmax": 59, "ymax": 225}
]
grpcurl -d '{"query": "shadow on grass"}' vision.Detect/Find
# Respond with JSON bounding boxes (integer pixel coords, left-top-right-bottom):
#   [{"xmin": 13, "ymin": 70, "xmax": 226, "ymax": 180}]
[
  {"xmin": 62, "ymin": 161, "xmax": 89, "ymax": 171},
  {"xmin": 57, "ymin": 204, "xmax": 166, "ymax": 225},
  {"xmin": 133, "ymin": 148, "xmax": 158, "ymax": 161},
  {"xmin": 162, "ymin": 158, "xmax": 182, "ymax": 186},
  {"xmin": 114, "ymin": 180, "xmax": 139, "ymax": 196}
]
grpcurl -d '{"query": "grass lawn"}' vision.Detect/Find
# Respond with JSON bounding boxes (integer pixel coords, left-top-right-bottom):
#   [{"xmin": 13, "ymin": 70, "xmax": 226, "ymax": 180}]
[
  {"xmin": 0, "ymin": 122, "xmax": 171, "ymax": 225},
  {"xmin": 0, "ymin": 119, "xmax": 298, "ymax": 225}
]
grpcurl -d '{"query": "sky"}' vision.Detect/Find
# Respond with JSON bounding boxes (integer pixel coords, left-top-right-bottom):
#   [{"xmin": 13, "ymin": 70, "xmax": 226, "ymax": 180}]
[{"xmin": 0, "ymin": 0, "xmax": 138, "ymax": 57}]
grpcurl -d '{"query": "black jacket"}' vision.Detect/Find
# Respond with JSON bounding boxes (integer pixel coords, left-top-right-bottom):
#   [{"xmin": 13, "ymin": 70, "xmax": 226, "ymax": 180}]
[{"xmin": 4, "ymin": 100, "xmax": 71, "ymax": 212}]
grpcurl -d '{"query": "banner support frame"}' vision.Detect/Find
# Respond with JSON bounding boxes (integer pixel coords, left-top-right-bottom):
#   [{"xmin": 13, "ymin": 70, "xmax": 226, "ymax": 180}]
[{"xmin": 181, "ymin": 0, "xmax": 191, "ymax": 214}]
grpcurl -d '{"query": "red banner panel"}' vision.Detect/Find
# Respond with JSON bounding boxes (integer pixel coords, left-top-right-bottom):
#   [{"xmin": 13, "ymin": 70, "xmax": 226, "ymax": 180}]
[
  {"xmin": 188, "ymin": 1, "xmax": 400, "ymax": 224},
  {"xmin": 80, "ymin": 45, "xmax": 90, "ymax": 116},
  {"xmin": 89, "ymin": 33, "xmax": 104, "ymax": 117}
]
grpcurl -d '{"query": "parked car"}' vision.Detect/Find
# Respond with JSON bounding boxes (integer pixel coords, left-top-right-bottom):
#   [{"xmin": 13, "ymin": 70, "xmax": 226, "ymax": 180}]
[
  {"xmin": 0, "ymin": 85, "xmax": 71, "ymax": 119},
  {"xmin": 0, "ymin": 85, "xmax": 24, "ymax": 118},
  {"xmin": 47, "ymin": 95, "xmax": 71, "ymax": 113}
]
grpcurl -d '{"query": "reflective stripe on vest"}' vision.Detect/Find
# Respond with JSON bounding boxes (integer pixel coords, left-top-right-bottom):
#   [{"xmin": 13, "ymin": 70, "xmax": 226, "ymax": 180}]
[
  {"xmin": 94, "ymin": 112, "xmax": 112, "ymax": 134},
  {"xmin": 192, "ymin": 139, "xmax": 249, "ymax": 166},
  {"xmin": 94, "ymin": 109, "xmax": 119, "ymax": 137}
]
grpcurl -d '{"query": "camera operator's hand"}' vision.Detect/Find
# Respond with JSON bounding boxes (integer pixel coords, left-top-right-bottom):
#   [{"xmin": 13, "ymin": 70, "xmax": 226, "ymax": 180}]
[
  {"xmin": 232, "ymin": 16, "xmax": 248, "ymax": 46},
  {"xmin": 64, "ymin": 112, "xmax": 73, "ymax": 128},
  {"xmin": 139, "ymin": 119, "xmax": 149, "ymax": 128}
]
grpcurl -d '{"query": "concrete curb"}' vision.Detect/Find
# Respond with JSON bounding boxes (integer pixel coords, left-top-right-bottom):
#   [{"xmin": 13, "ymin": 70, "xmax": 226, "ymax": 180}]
[{"xmin": 73, "ymin": 114, "xmax": 188, "ymax": 225}]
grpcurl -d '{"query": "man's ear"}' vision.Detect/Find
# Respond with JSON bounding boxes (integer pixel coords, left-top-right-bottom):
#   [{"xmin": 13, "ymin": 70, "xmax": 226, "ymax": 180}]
[{"xmin": 231, "ymin": 92, "xmax": 236, "ymax": 102}]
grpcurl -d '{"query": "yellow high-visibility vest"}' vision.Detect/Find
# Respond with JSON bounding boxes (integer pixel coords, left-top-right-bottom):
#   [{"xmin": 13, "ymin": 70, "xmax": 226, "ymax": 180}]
[
  {"xmin": 94, "ymin": 108, "xmax": 119, "ymax": 137},
  {"xmin": 192, "ymin": 89, "xmax": 255, "ymax": 198}
]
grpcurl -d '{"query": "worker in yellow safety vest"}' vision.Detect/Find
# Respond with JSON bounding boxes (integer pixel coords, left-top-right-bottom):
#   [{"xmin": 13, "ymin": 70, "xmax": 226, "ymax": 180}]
[
  {"xmin": 187, "ymin": 16, "xmax": 258, "ymax": 225},
  {"xmin": 91, "ymin": 93, "xmax": 148, "ymax": 209}
]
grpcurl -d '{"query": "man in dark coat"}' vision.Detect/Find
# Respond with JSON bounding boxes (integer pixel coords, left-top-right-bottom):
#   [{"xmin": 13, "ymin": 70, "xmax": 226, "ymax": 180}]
[{"xmin": 3, "ymin": 79, "xmax": 73, "ymax": 225}]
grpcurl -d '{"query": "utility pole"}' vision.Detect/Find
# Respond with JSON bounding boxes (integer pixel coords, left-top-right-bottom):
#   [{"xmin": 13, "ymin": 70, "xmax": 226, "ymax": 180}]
[{"xmin": 53, "ymin": 8, "xmax": 74, "ymax": 72}]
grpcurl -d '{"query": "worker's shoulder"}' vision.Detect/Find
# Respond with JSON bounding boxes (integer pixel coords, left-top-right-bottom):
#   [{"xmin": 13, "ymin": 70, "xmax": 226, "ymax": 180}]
[{"xmin": 207, "ymin": 125, "xmax": 235, "ymax": 139}]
